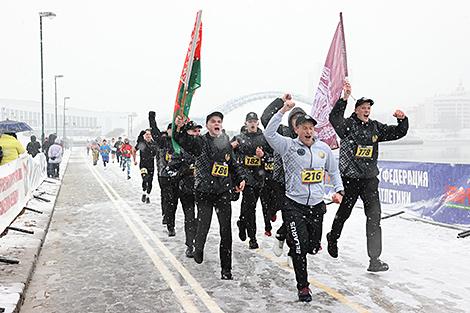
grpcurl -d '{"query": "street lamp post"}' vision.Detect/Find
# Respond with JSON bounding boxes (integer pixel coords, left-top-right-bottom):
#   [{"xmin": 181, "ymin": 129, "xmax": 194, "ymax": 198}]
[
  {"xmin": 39, "ymin": 11, "xmax": 56, "ymax": 145},
  {"xmin": 63, "ymin": 97, "xmax": 70, "ymax": 147},
  {"xmin": 54, "ymin": 74, "xmax": 63, "ymax": 135},
  {"xmin": 127, "ymin": 112, "xmax": 137, "ymax": 138}
]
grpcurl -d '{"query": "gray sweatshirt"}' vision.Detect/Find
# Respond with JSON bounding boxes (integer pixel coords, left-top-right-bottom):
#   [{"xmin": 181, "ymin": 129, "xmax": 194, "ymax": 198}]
[{"xmin": 264, "ymin": 111, "xmax": 343, "ymax": 206}]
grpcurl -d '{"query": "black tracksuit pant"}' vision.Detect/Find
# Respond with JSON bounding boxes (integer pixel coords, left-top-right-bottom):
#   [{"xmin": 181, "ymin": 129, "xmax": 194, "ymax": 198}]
[
  {"xmin": 330, "ymin": 177, "xmax": 382, "ymax": 259},
  {"xmin": 195, "ymin": 191, "xmax": 232, "ymax": 271},
  {"xmin": 285, "ymin": 198, "xmax": 326, "ymax": 290},
  {"xmin": 158, "ymin": 176, "xmax": 196, "ymax": 247},
  {"xmin": 260, "ymin": 179, "xmax": 277, "ymax": 232},
  {"xmin": 141, "ymin": 166, "xmax": 155, "ymax": 194},
  {"xmin": 179, "ymin": 190, "xmax": 196, "ymax": 247},
  {"xmin": 240, "ymin": 185, "xmax": 261, "ymax": 239},
  {"xmin": 158, "ymin": 176, "xmax": 179, "ymax": 225}
]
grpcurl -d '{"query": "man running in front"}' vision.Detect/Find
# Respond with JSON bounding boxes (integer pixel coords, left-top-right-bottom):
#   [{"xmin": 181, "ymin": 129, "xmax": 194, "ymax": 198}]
[{"xmin": 264, "ymin": 98, "xmax": 344, "ymax": 302}]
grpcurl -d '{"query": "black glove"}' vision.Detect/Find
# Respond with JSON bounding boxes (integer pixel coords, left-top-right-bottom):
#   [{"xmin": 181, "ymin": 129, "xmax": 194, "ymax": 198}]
[{"xmin": 149, "ymin": 111, "xmax": 156, "ymax": 119}]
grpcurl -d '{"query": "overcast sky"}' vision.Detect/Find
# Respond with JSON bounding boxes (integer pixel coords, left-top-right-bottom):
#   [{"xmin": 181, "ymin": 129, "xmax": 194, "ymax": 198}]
[{"xmin": 1, "ymin": 0, "xmax": 469, "ymax": 124}]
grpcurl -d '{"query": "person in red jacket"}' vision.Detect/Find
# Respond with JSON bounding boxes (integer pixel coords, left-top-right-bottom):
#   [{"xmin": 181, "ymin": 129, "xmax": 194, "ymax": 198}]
[{"xmin": 120, "ymin": 138, "xmax": 136, "ymax": 179}]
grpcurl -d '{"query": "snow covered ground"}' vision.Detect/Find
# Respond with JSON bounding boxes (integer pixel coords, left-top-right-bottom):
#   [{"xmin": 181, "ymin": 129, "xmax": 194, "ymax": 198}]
[{"xmin": 20, "ymin": 149, "xmax": 470, "ymax": 313}]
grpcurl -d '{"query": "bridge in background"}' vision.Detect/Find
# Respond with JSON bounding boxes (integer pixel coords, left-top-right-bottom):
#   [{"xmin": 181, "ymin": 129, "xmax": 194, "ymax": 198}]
[{"xmin": 160, "ymin": 91, "xmax": 313, "ymax": 127}]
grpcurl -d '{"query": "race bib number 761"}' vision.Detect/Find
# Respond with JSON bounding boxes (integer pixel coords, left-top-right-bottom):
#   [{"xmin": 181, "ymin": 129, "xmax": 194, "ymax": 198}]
[{"xmin": 211, "ymin": 162, "xmax": 229, "ymax": 177}]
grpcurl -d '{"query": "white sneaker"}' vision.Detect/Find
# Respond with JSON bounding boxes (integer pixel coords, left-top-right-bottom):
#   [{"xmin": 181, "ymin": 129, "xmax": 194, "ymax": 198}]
[
  {"xmin": 287, "ymin": 255, "xmax": 293, "ymax": 268},
  {"xmin": 273, "ymin": 238, "xmax": 285, "ymax": 257}
]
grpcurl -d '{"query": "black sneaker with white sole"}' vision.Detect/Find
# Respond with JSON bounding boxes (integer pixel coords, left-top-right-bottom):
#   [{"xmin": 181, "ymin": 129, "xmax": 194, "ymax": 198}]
[
  {"xmin": 367, "ymin": 258, "xmax": 389, "ymax": 272},
  {"xmin": 326, "ymin": 232, "xmax": 338, "ymax": 258}
]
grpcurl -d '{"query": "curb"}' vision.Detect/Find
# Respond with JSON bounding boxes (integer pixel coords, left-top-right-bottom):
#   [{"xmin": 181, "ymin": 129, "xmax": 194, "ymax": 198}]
[{"xmin": 0, "ymin": 150, "xmax": 72, "ymax": 313}]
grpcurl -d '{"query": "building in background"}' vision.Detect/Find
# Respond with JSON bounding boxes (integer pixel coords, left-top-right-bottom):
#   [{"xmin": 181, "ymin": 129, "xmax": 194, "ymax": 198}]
[
  {"xmin": 413, "ymin": 83, "xmax": 470, "ymax": 131},
  {"xmin": 0, "ymin": 99, "xmax": 133, "ymax": 141}
]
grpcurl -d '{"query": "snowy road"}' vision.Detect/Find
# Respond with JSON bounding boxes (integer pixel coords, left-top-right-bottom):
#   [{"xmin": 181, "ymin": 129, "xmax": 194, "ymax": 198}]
[{"xmin": 21, "ymin": 150, "xmax": 470, "ymax": 313}]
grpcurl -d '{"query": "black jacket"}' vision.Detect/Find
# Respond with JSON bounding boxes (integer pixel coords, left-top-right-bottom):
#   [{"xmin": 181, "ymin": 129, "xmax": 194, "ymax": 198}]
[
  {"xmin": 149, "ymin": 114, "xmax": 185, "ymax": 178},
  {"xmin": 174, "ymin": 129, "xmax": 246, "ymax": 195},
  {"xmin": 114, "ymin": 140, "xmax": 123, "ymax": 153},
  {"xmin": 175, "ymin": 150, "xmax": 197, "ymax": 195},
  {"xmin": 261, "ymin": 98, "xmax": 306, "ymax": 183},
  {"xmin": 27, "ymin": 141, "xmax": 41, "ymax": 157},
  {"xmin": 329, "ymin": 98, "xmax": 409, "ymax": 178},
  {"xmin": 135, "ymin": 133, "xmax": 158, "ymax": 169},
  {"xmin": 232, "ymin": 129, "xmax": 271, "ymax": 188}
]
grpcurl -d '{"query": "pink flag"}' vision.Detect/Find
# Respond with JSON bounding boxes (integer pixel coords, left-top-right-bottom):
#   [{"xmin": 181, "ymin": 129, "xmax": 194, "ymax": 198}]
[{"xmin": 311, "ymin": 13, "xmax": 348, "ymax": 149}]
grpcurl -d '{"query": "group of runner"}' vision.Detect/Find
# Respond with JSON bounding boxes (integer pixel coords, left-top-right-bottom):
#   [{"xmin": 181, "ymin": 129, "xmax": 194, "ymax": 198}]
[
  {"xmin": 92, "ymin": 81, "xmax": 409, "ymax": 302},
  {"xmin": 89, "ymin": 136, "xmax": 136, "ymax": 179}
]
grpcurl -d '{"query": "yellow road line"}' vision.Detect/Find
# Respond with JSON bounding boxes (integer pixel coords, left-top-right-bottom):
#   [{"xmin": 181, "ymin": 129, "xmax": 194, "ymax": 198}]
[
  {"xmin": 87, "ymin": 153, "xmax": 369, "ymax": 312},
  {"xmin": 256, "ymin": 248, "xmax": 370, "ymax": 313},
  {"xmin": 88, "ymin": 163, "xmax": 201, "ymax": 313},
  {"xmin": 88, "ymin": 159, "xmax": 225, "ymax": 313}
]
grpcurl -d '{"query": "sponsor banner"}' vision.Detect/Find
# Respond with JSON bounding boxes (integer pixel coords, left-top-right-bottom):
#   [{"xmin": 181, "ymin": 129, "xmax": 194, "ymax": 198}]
[
  {"xmin": 324, "ymin": 160, "xmax": 470, "ymax": 226},
  {"xmin": 378, "ymin": 161, "xmax": 470, "ymax": 226},
  {"xmin": 0, "ymin": 153, "xmax": 47, "ymax": 234}
]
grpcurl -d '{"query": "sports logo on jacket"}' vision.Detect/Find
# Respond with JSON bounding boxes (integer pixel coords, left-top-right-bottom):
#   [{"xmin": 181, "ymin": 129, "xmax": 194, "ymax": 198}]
[
  {"xmin": 297, "ymin": 148, "xmax": 305, "ymax": 156},
  {"xmin": 372, "ymin": 135, "xmax": 378, "ymax": 143},
  {"xmin": 318, "ymin": 151, "xmax": 325, "ymax": 159},
  {"xmin": 225, "ymin": 153, "xmax": 231, "ymax": 161}
]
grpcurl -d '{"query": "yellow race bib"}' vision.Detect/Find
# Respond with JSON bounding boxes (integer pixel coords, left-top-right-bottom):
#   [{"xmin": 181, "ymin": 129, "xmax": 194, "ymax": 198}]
[
  {"xmin": 264, "ymin": 162, "xmax": 274, "ymax": 172},
  {"xmin": 301, "ymin": 169, "xmax": 324, "ymax": 184},
  {"xmin": 165, "ymin": 152, "xmax": 172, "ymax": 162},
  {"xmin": 211, "ymin": 162, "xmax": 229, "ymax": 177},
  {"xmin": 355, "ymin": 145, "xmax": 373, "ymax": 158},
  {"xmin": 244, "ymin": 156, "xmax": 261, "ymax": 167}
]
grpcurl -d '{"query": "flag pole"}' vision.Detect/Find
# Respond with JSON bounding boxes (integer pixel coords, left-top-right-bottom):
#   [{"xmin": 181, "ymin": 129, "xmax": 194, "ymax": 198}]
[
  {"xmin": 339, "ymin": 12, "xmax": 349, "ymax": 77},
  {"xmin": 179, "ymin": 10, "xmax": 202, "ymax": 118}
]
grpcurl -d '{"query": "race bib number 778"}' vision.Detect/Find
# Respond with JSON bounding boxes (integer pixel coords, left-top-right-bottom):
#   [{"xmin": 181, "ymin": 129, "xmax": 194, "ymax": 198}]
[{"xmin": 355, "ymin": 145, "xmax": 373, "ymax": 158}]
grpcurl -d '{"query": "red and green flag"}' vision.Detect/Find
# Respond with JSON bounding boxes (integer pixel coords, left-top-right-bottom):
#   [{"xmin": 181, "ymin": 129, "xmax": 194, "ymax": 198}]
[{"xmin": 172, "ymin": 10, "xmax": 202, "ymax": 154}]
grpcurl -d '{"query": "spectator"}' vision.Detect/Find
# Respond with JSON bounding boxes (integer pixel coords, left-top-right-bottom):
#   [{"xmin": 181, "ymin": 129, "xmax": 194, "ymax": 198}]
[
  {"xmin": 26, "ymin": 135, "xmax": 41, "ymax": 158},
  {"xmin": 47, "ymin": 138, "xmax": 63, "ymax": 178},
  {"xmin": 0, "ymin": 132, "xmax": 26, "ymax": 166},
  {"xmin": 43, "ymin": 133, "xmax": 57, "ymax": 162}
]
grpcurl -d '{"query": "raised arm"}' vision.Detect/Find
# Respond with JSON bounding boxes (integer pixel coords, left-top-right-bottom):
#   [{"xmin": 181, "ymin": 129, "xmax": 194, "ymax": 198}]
[
  {"xmin": 173, "ymin": 116, "xmax": 203, "ymax": 156},
  {"xmin": 329, "ymin": 82, "xmax": 352, "ymax": 139},
  {"xmin": 261, "ymin": 94, "xmax": 291, "ymax": 128},
  {"xmin": 264, "ymin": 101, "xmax": 294, "ymax": 157},
  {"xmin": 148, "ymin": 111, "xmax": 162, "ymax": 141},
  {"xmin": 377, "ymin": 110, "xmax": 409, "ymax": 142}
]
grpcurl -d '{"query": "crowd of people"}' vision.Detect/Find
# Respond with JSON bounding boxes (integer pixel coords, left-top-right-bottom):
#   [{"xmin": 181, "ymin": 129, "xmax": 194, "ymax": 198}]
[
  {"xmin": 0, "ymin": 132, "xmax": 64, "ymax": 179},
  {"xmin": 86, "ymin": 81, "xmax": 409, "ymax": 302}
]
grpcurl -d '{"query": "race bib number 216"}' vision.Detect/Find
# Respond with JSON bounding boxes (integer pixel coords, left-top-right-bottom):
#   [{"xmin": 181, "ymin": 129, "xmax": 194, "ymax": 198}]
[{"xmin": 301, "ymin": 169, "xmax": 324, "ymax": 184}]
